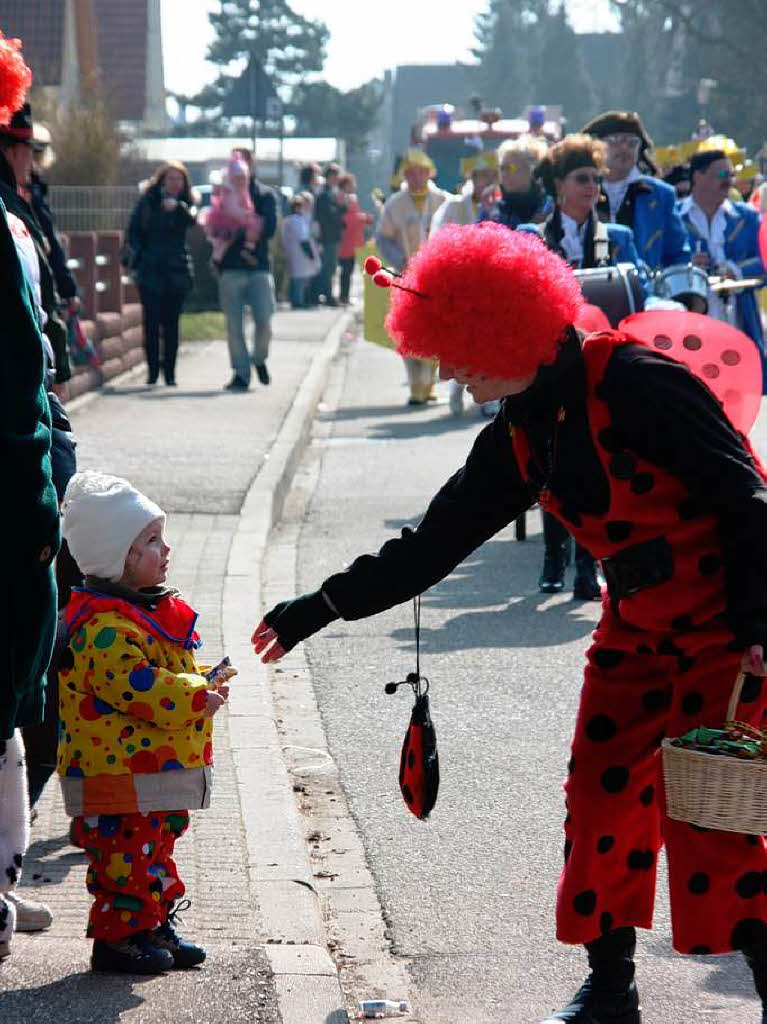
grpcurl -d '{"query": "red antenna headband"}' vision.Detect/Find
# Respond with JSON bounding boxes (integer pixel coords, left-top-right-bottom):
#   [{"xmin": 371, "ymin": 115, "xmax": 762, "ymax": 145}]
[{"xmin": 364, "ymin": 256, "xmax": 429, "ymax": 299}]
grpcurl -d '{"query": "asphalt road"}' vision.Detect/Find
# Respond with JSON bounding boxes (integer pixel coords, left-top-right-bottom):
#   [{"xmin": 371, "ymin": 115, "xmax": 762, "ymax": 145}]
[{"xmin": 294, "ymin": 332, "xmax": 767, "ymax": 1023}]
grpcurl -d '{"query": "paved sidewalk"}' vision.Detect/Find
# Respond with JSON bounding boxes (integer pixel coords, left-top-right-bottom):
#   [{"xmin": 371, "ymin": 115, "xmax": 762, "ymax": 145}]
[{"xmin": 0, "ymin": 308, "xmax": 352, "ymax": 1024}]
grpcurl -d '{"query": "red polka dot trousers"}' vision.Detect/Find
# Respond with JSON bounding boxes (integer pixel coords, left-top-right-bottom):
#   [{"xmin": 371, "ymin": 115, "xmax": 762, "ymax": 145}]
[
  {"xmin": 558, "ymin": 608, "xmax": 767, "ymax": 954},
  {"xmin": 74, "ymin": 809, "xmax": 190, "ymax": 940}
]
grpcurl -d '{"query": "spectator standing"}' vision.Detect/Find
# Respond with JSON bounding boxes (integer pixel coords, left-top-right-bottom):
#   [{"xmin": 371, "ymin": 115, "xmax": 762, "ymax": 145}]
[
  {"xmin": 0, "ymin": 102, "xmax": 70, "ymax": 389},
  {"xmin": 376, "ymin": 148, "xmax": 448, "ymax": 404},
  {"xmin": 213, "ymin": 150, "xmax": 277, "ymax": 392},
  {"xmin": 0, "ymin": 29, "xmax": 60, "ymax": 956},
  {"xmin": 336, "ymin": 172, "xmax": 370, "ymax": 305},
  {"xmin": 282, "ymin": 194, "xmax": 320, "ymax": 308},
  {"xmin": 127, "ymin": 162, "xmax": 196, "ymax": 387},
  {"xmin": 314, "ymin": 162, "xmax": 347, "ymax": 306},
  {"xmin": 26, "ymin": 123, "xmax": 79, "ymax": 317}
]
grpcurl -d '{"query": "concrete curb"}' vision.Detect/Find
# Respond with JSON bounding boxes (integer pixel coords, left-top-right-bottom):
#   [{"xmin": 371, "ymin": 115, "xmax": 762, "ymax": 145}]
[{"xmin": 222, "ymin": 310, "xmax": 353, "ymax": 1024}]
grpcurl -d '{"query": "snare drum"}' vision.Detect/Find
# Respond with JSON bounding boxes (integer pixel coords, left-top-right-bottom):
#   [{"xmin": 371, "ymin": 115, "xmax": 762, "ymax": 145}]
[
  {"xmin": 573, "ymin": 263, "xmax": 644, "ymax": 328},
  {"xmin": 653, "ymin": 263, "xmax": 709, "ymax": 312}
]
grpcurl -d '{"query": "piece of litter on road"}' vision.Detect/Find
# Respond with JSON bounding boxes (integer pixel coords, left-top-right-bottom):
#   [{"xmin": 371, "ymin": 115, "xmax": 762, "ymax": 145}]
[{"xmin": 359, "ymin": 998, "xmax": 410, "ymax": 1018}]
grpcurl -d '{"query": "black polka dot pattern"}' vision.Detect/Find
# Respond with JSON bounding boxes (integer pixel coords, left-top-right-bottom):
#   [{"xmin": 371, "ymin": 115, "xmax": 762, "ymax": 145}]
[
  {"xmin": 627, "ymin": 849, "xmax": 655, "ymax": 870},
  {"xmin": 688, "ymin": 872, "xmax": 710, "ymax": 894},
  {"xmin": 690, "ymin": 945, "xmax": 712, "ymax": 955},
  {"xmin": 731, "ymin": 919, "xmax": 767, "ymax": 950},
  {"xmin": 682, "ymin": 692, "xmax": 704, "ymax": 715},
  {"xmin": 642, "ymin": 689, "xmax": 668, "ymax": 712},
  {"xmin": 597, "ymin": 835, "xmax": 615, "ymax": 854},
  {"xmin": 735, "ymin": 872, "xmax": 764, "ymax": 899},
  {"xmin": 564, "ymin": 839, "xmax": 573, "ymax": 863},
  {"xmin": 605, "ymin": 520, "xmax": 633, "ymax": 542},
  {"xmin": 592, "ymin": 648, "xmax": 626, "ymax": 670},
  {"xmin": 671, "ymin": 614, "xmax": 693, "ymax": 632},
  {"xmin": 601, "ymin": 766, "xmax": 630, "ymax": 793},
  {"xmin": 640, "ymin": 785, "xmax": 655, "ymax": 806},
  {"xmin": 586, "ymin": 715, "xmax": 618, "ymax": 743},
  {"xmin": 573, "ymin": 890, "xmax": 597, "ymax": 916}
]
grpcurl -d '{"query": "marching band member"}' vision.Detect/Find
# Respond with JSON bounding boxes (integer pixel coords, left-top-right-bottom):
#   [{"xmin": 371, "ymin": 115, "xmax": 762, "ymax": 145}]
[
  {"xmin": 376, "ymin": 149, "xmax": 448, "ymax": 404},
  {"xmin": 582, "ymin": 110, "xmax": 690, "ymax": 273},
  {"xmin": 678, "ymin": 148, "xmax": 766, "ymax": 387},
  {"xmin": 520, "ymin": 134, "xmax": 646, "ymax": 601}
]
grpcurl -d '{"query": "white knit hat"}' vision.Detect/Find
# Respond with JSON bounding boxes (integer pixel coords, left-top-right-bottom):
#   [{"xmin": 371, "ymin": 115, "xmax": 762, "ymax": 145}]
[{"xmin": 62, "ymin": 470, "xmax": 166, "ymax": 582}]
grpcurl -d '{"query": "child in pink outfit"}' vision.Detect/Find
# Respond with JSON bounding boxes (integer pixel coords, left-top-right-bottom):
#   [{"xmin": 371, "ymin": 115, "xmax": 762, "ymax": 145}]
[{"xmin": 202, "ymin": 157, "xmax": 263, "ymax": 266}]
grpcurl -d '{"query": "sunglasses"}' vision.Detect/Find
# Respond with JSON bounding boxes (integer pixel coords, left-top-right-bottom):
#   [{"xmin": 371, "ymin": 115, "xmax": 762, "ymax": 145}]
[
  {"xmin": 604, "ymin": 134, "xmax": 641, "ymax": 149},
  {"xmin": 568, "ymin": 170, "xmax": 602, "ymax": 186}
]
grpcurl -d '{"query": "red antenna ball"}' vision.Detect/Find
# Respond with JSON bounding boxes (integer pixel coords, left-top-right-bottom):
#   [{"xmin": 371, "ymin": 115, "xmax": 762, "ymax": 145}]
[
  {"xmin": 373, "ymin": 271, "xmax": 392, "ymax": 288},
  {"xmin": 364, "ymin": 255, "xmax": 382, "ymax": 276}
]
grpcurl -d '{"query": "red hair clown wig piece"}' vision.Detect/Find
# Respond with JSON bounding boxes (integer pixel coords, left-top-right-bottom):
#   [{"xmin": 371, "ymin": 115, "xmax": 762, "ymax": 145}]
[
  {"xmin": 0, "ymin": 33, "xmax": 31, "ymax": 125},
  {"xmin": 385, "ymin": 222, "xmax": 583, "ymax": 378}
]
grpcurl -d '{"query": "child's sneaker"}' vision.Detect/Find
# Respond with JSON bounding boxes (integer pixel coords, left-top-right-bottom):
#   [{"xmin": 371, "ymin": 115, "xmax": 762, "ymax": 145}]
[
  {"xmin": 149, "ymin": 900, "xmax": 206, "ymax": 968},
  {"xmin": 91, "ymin": 931, "xmax": 175, "ymax": 974}
]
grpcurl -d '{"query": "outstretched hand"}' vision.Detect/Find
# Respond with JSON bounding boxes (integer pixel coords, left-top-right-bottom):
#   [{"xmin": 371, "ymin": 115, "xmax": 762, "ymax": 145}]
[{"xmin": 252, "ymin": 620, "xmax": 286, "ymax": 663}]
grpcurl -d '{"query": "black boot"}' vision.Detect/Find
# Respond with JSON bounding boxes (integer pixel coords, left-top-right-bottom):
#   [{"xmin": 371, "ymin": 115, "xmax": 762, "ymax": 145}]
[
  {"xmin": 573, "ymin": 547, "xmax": 602, "ymax": 601},
  {"xmin": 540, "ymin": 511, "xmax": 570, "ymax": 593},
  {"xmin": 743, "ymin": 945, "xmax": 767, "ymax": 1023},
  {"xmin": 540, "ymin": 928, "xmax": 641, "ymax": 1023}
]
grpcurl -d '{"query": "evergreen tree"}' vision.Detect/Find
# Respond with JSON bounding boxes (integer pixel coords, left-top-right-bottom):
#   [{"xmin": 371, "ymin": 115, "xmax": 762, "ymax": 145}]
[
  {"xmin": 290, "ymin": 79, "xmax": 383, "ymax": 156},
  {"xmin": 184, "ymin": 0, "xmax": 329, "ymax": 127},
  {"xmin": 533, "ymin": 3, "xmax": 597, "ymax": 131},
  {"xmin": 472, "ymin": 0, "xmax": 530, "ymax": 117}
]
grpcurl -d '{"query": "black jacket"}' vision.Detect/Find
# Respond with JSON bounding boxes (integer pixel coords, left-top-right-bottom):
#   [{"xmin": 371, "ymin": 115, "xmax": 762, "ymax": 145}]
[
  {"xmin": 30, "ymin": 173, "xmax": 78, "ymax": 300},
  {"xmin": 319, "ymin": 335, "xmax": 767, "ymax": 649},
  {"xmin": 315, "ymin": 184, "xmax": 347, "ymax": 245},
  {"xmin": 0, "ymin": 155, "xmax": 70, "ymax": 383},
  {"xmin": 128, "ymin": 187, "xmax": 196, "ymax": 294}
]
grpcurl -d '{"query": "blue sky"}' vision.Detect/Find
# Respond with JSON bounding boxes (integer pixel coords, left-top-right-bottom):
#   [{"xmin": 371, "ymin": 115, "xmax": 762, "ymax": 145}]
[{"xmin": 161, "ymin": 0, "xmax": 619, "ymax": 97}]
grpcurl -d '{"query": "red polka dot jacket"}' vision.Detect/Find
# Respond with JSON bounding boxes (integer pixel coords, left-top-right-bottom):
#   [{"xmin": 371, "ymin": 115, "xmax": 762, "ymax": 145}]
[
  {"xmin": 316, "ymin": 329, "xmax": 767, "ymax": 650},
  {"xmin": 57, "ymin": 587, "xmax": 214, "ymax": 818}
]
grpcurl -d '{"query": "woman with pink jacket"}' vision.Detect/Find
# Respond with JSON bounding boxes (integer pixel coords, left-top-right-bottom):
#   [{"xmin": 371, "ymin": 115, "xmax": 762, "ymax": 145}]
[{"xmin": 336, "ymin": 173, "xmax": 371, "ymax": 304}]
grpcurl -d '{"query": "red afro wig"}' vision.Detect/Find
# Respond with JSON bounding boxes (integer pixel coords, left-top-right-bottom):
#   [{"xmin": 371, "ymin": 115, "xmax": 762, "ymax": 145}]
[
  {"xmin": 385, "ymin": 222, "xmax": 583, "ymax": 378},
  {"xmin": 0, "ymin": 33, "xmax": 31, "ymax": 125}
]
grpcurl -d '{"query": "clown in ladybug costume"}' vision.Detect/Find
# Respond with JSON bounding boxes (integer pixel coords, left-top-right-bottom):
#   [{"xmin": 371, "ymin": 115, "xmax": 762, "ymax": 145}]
[{"xmin": 253, "ymin": 222, "xmax": 767, "ymax": 1023}]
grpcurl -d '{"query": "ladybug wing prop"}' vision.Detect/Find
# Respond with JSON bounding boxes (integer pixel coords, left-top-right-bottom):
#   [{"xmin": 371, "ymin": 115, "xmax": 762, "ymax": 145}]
[
  {"xmin": 399, "ymin": 690, "xmax": 439, "ymax": 820},
  {"xmin": 387, "ymin": 597, "xmax": 440, "ymax": 820},
  {"xmin": 618, "ymin": 310, "xmax": 762, "ymax": 435}
]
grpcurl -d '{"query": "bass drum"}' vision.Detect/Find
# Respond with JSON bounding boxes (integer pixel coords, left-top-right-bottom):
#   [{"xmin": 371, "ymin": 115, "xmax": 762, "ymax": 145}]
[{"xmin": 573, "ymin": 263, "xmax": 644, "ymax": 328}]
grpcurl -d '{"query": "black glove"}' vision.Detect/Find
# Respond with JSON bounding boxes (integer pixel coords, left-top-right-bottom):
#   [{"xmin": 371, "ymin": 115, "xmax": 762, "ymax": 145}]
[{"xmin": 263, "ymin": 589, "xmax": 338, "ymax": 652}]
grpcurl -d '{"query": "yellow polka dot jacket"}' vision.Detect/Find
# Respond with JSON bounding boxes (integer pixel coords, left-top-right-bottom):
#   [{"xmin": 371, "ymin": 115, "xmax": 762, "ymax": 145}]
[{"xmin": 57, "ymin": 586, "xmax": 214, "ymax": 817}]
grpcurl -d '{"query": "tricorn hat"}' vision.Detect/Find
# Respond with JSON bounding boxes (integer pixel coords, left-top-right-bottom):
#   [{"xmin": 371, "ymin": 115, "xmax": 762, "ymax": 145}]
[{"xmin": 581, "ymin": 110, "xmax": 657, "ymax": 174}]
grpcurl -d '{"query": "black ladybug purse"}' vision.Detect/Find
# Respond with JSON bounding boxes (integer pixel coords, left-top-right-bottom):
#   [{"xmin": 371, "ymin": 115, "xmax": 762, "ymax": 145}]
[{"xmin": 385, "ymin": 597, "xmax": 440, "ymax": 819}]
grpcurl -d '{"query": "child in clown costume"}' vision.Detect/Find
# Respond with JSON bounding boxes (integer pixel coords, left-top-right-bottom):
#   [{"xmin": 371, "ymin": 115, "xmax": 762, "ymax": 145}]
[
  {"xmin": 253, "ymin": 223, "xmax": 767, "ymax": 1022},
  {"xmin": 59, "ymin": 471, "xmax": 236, "ymax": 975}
]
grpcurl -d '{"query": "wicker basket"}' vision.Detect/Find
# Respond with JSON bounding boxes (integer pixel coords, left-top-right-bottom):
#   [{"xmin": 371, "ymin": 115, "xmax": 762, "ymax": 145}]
[{"xmin": 661, "ymin": 672, "xmax": 767, "ymax": 835}]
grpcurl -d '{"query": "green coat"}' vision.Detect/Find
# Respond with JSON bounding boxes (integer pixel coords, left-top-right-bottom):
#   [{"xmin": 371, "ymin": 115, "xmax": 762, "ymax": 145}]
[{"xmin": 0, "ymin": 197, "xmax": 60, "ymax": 740}]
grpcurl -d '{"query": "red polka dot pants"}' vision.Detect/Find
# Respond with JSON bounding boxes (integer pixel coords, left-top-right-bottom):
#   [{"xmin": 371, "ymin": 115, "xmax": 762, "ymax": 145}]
[
  {"xmin": 557, "ymin": 611, "xmax": 767, "ymax": 954},
  {"xmin": 73, "ymin": 809, "xmax": 190, "ymax": 941}
]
